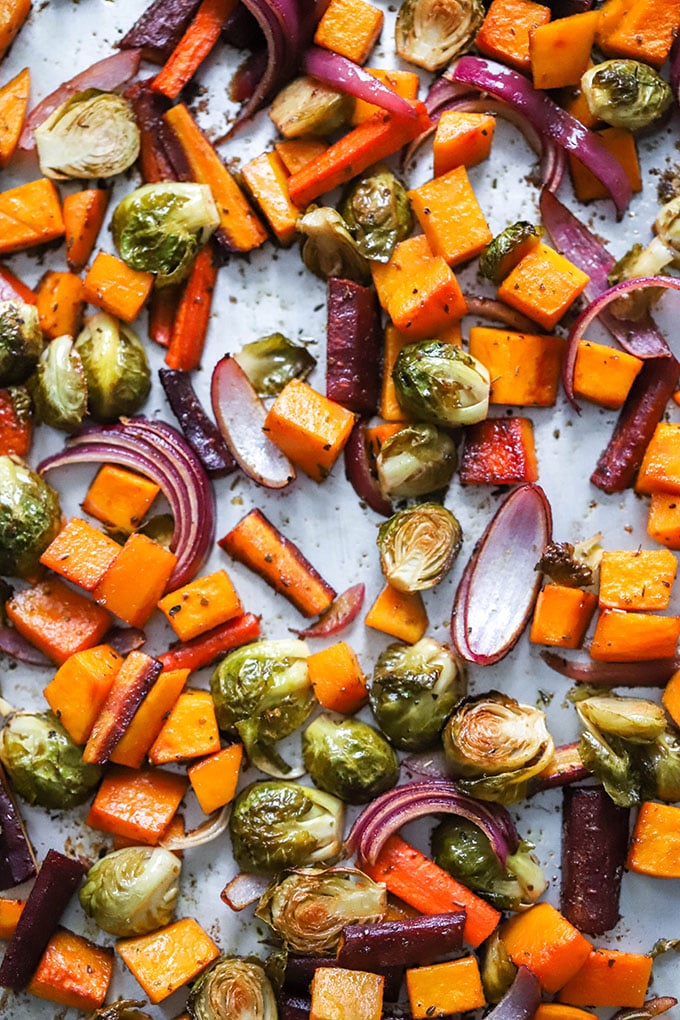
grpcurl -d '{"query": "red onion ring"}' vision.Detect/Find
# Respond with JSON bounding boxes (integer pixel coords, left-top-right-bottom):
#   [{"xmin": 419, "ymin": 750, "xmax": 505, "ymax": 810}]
[
  {"xmin": 292, "ymin": 583, "xmax": 365, "ymax": 638},
  {"xmin": 488, "ymin": 967, "xmax": 541, "ymax": 1020},
  {"xmin": 302, "ymin": 46, "xmax": 419, "ymax": 120},
  {"xmin": 344, "ymin": 420, "xmax": 392, "ymax": 517},
  {"xmin": 540, "ymin": 650, "xmax": 680, "ymax": 687},
  {"xmin": 0, "ymin": 626, "xmax": 51, "ymax": 667},
  {"xmin": 452, "ymin": 484, "xmax": 552, "ymax": 666}
]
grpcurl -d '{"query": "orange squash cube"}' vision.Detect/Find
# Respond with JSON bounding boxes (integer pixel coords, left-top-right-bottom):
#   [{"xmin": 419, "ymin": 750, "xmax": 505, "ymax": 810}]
[
  {"xmin": 535, "ymin": 1006, "xmax": 597, "ymax": 1020},
  {"xmin": 497, "ymin": 242, "xmax": 590, "ymax": 331},
  {"xmin": 0, "ymin": 178, "xmax": 65, "ymax": 255},
  {"xmin": 188, "ymin": 743, "xmax": 244, "ymax": 815},
  {"xmin": 557, "ymin": 948, "xmax": 652, "ymax": 1008},
  {"xmin": 569, "ymin": 128, "xmax": 641, "ymax": 203},
  {"xmin": 530, "ymin": 584, "xmax": 597, "ymax": 649},
  {"xmin": 408, "ymin": 166, "xmax": 492, "ymax": 268},
  {"xmin": 589, "ymin": 608, "xmax": 680, "ymax": 662},
  {"xmin": 86, "ymin": 765, "xmax": 188, "ymax": 844},
  {"xmin": 27, "ymin": 929, "xmax": 113, "ymax": 1011},
  {"xmin": 6, "ymin": 579, "xmax": 112, "ymax": 665},
  {"xmin": 83, "ymin": 252, "xmax": 153, "ymax": 323},
  {"xmin": 598, "ymin": 548, "xmax": 677, "ymax": 610},
  {"xmin": 459, "ymin": 417, "xmax": 538, "ymax": 486},
  {"xmin": 648, "ymin": 490, "xmax": 680, "ymax": 552},
  {"xmin": 406, "ymin": 957, "xmax": 486, "ymax": 1019},
  {"xmin": 635, "ymin": 423, "xmax": 680, "ymax": 495},
  {"xmin": 314, "ymin": 0, "xmax": 384, "ymax": 65},
  {"xmin": 626, "ymin": 801, "xmax": 680, "ymax": 879},
  {"xmin": 365, "ymin": 583, "xmax": 428, "ymax": 643},
  {"xmin": 662, "ymin": 667, "xmax": 680, "ymax": 727},
  {"xmin": 433, "ymin": 111, "xmax": 495, "ymax": 175},
  {"xmin": 601, "ymin": 0, "xmax": 680, "ymax": 67},
  {"xmin": 476, "ymin": 0, "xmax": 552, "ymax": 72},
  {"xmin": 82, "ymin": 464, "xmax": 160, "ymax": 533},
  {"xmin": 148, "ymin": 689, "xmax": 221, "ymax": 764},
  {"xmin": 530, "ymin": 11, "xmax": 600, "ymax": 89},
  {"xmin": 43, "ymin": 643, "xmax": 123, "ymax": 745},
  {"xmin": 572, "ymin": 340, "xmax": 642, "ymax": 409},
  {"xmin": 116, "ymin": 918, "xmax": 219, "ymax": 1004},
  {"xmin": 469, "ymin": 326, "xmax": 564, "ymax": 406},
  {"xmin": 310, "ymin": 966, "xmax": 384, "ymax": 1020},
  {"xmin": 264, "ymin": 378, "xmax": 356, "ymax": 482},
  {"xmin": 275, "ymin": 138, "xmax": 328, "ymax": 175},
  {"xmin": 0, "ymin": 898, "xmax": 25, "ymax": 939},
  {"xmin": 93, "ymin": 533, "xmax": 178, "ymax": 628},
  {"xmin": 308, "ymin": 641, "xmax": 368, "ymax": 714},
  {"xmin": 40, "ymin": 517, "xmax": 121, "ymax": 592},
  {"xmin": 158, "ymin": 569, "xmax": 243, "ymax": 642},
  {"xmin": 351, "ymin": 69, "xmax": 420, "ymax": 125},
  {"xmin": 241, "ymin": 150, "xmax": 301, "ymax": 246},
  {"xmin": 500, "ymin": 902, "xmax": 592, "ymax": 993}
]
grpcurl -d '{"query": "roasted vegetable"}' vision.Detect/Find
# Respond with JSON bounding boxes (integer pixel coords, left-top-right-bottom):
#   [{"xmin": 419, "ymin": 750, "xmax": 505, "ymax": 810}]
[
  {"xmin": 187, "ymin": 956, "xmax": 278, "ymax": 1020},
  {"xmin": 233, "ymin": 333, "xmax": 316, "ymax": 397},
  {"xmin": 581, "ymin": 60, "xmax": 672, "ymax": 133},
  {"xmin": 269, "ymin": 75, "xmax": 353, "ymax": 138},
  {"xmin": 376, "ymin": 423, "xmax": 458, "ymax": 499},
  {"xmin": 85, "ymin": 1001, "xmax": 152, "ymax": 1020},
  {"xmin": 0, "ymin": 455, "xmax": 61, "ymax": 578},
  {"xmin": 478, "ymin": 221, "xmax": 542, "ymax": 285},
  {"xmin": 392, "ymin": 340, "xmax": 490, "ymax": 427},
  {"xmin": 339, "ymin": 168, "xmax": 413, "ymax": 263},
  {"xmin": 0, "ymin": 300, "xmax": 43, "ymax": 387},
  {"xmin": 34, "ymin": 89, "xmax": 140, "ymax": 180},
  {"xmin": 536, "ymin": 536, "xmax": 602, "ymax": 588},
  {"xmin": 369, "ymin": 637, "xmax": 466, "ymax": 751},
  {"xmin": 297, "ymin": 206, "xmax": 371, "ymax": 284},
  {"xmin": 112, "ymin": 182, "xmax": 219, "ymax": 287},
  {"xmin": 607, "ymin": 197, "xmax": 680, "ymax": 318},
  {"xmin": 302, "ymin": 715, "xmax": 399, "ymax": 804},
  {"xmin": 229, "ymin": 781, "xmax": 344, "ymax": 874},
  {"xmin": 74, "ymin": 312, "xmax": 151, "ymax": 421},
  {"xmin": 31, "ymin": 333, "xmax": 89, "ymax": 432},
  {"xmin": 377, "ymin": 502, "xmax": 462, "ymax": 592},
  {"xmin": 79, "ymin": 847, "xmax": 180, "ymax": 937},
  {"xmin": 255, "ymin": 866, "xmax": 387, "ymax": 954},
  {"xmin": 395, "ymin": 0, "xmax": 484, "ymax": 71},
  {"xmin": 443, "ymin": 691, "xmax": 555, "ymax": 804}
]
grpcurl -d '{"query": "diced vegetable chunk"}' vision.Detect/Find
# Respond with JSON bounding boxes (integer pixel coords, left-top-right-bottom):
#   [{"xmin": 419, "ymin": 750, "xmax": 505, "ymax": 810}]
[
  {"xmin": 433, "ymin": 111, "xmax": 495, "ymax": 176},
  {"xmin": 158, "ymin": 569, "xmax": 243, "ymax": 642},
  {"xmin": 476, "ymin": 0, "xmax": 552, "ymax": 72},
  {"xmin": 43, "ymin": 644, "xmax": 123, "ymax": 744},
  {"xmin": 310, "ymin": 965, "xmax": 384, "ymax": 1020},
  {"xmin": 459, "ymin": 417, "xmax": 538, "ymax": 485},
  {"xmin": 626, "ymin": 800, "xmax": 680, "ymax": 879},
  {"xmin": 116, "ymin": 917, "xmax": 219, "ymax": 1004},
  {"xmin": 27, "ymin": 928, "xmax": 113, "ymax": 1011},
  {"xmin": 83, "ymin": 252, "xmax": 153, "ymax": 323},
  {"xmin": 93, "ymin": 533, "xmax": 178, "ymax": 628},
  {"xmin": 40, "ymin": 517, "xmax": 121, "ymax": 592},
  {"xmin": 468, "ymin": 326, "xmax": 564, "ymax": 406},
  {"xmin": 82, "ymin": 464, "xmax": 160, "ymax": 533},
  {"xmin": 110, "ymin": 667, "xmax": 189, "ymax": 769},
  {"xmin": 556, "ymin": 947, "xmax": 652, "ymax": 1008},
  {"xmin": 86, "ymin": 765, "xmax": 188, "ymax": 844},
  {"xmin": 188, "ymin": 743, "xmax": 243, "ymax": 814},
  {"xmin": 148, "ymin": 689, "xmax": 220, "ymax": 764},
  {"xmin": 364, "ymin": 583, "xmax": 428, "ymax": 643},
  {"xmin": 589, "ymin": 608, "xmax": 680, "ymax": 661},
  {"xmin": 314, "ymin": 0, "xmax": 384, "ymax": 65},
  {"xmin": 497, "ymin": 242, "xmax": 590, "ymax": 331},
  {"xmin": 6, "ymin": 579, "xmax": 112, "ymax": 665},
  {"xmin": 308, "ymin": 641, "xmax": 368, "ymax": 714},
  {"xmin": 406, "ymin": 956, "xmax": 485, "ymax": 1019},
  {"xmin": 499, "ymin": 902, "xmax": 592, "ymax": 993},
  {"xmin": 572, "ymin": 340, "xmax": 642, "ymax": 410},
  {"xmin": 264, "ymin": 378, "xmax": 356, "ymax": 482},
  {"xmin": 530, "ymin": 11, "xmax": 599, "ymax": 90},
  {"xmin": 530, "ymin": 584, "xmax": 597, "ymax": 649},
  {"xmin": 598, "ymin": 548, "xmax": 677, "ymax": 610},
  {"xmin": 408, "ymin": 167, "xmax": 492, "ymax": 268}
]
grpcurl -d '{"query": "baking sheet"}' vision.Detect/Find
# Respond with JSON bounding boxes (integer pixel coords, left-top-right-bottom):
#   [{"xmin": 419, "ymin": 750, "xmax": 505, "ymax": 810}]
[{"xmin": 1, "ymin": 0, "xmax": 680, "ymax": 1015}]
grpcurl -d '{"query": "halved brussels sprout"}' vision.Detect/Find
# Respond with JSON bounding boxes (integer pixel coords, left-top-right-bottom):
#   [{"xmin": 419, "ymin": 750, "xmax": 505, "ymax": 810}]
[
  {"xmin": 255, "ymin": 866, "xmax": 387, "ymax": 954},
  {"xmin": 370, "ymin": 637, "xmax": 466, "ymax": 751},
  {"xmin": 478, "ymin": 222, "xmax": 542, "ymax": 285},
  {"xmin": 229, "ymin": 781, "xmax": 345, "ymax": 874},
  {"xmin": 581, "ymin": 60, "xmax": 672, "ymax": 132},
  {"xmin": 376, "ymin": 423, "xmax": 458, "ymax": 499},
  {"xmin": 31, "ymin": 333, "xmax": 88, "ymax": 432},
  {"xmin": 0, "ymin": 456, "xmax": 62, "ymax": 578},
  {"xmin": 297, "ymin": 206, "xmax": 371, "ymax": 284},
  {"xmin": 339, "ymin": 168, "xmax": 413, "ymax": 263},
  {"xmin": 80, "ymin": 846, "xmax": 181, "ymax": 936},
  {"xmin": 0, "ymin": 711, "xmax": 101, "ymax": 808},
  {"xmin": 578, "ymin": 695, "xmax": 667, "ymax": 743},
  {"xmin": 392, "ymin": 340, "xmax": 490, "ymax": 427},
  {"xmin": 481, "ymin": 929, "xmax": 517, "ymax": 1003},
  {"xmin": 607, "ymin": 197, "xmax": 680, "ymax": 318},
  {"xmin": 234, "ymin": 333, "xmax": 316, "ymax": 397},
  {"xmin": 187, "ymin": 956, "xmax": 278, "ymax": 1020},
  {"xmin": 377, "ymin": 502, "xmax": 462, "ymax": 592},
  {"xmin": 210, "ymin": 639, "xmax": 313, "ymax": 777},
  {"xmin": 74, "ymin": 312, "xmax": 151, "ymax": 422},
  {"xmin": 640, "ymin": 730, "xmax": 680, "ymax": 804},
  {"xmin": 269, "ymin": 75, "xmax": 354, "ymax": 138},
  {"xmin": 112, "ymin": 182, "xmax": 219, "ymax": 287},
  {"xmin": 302, "ymin": 715, "xmax": 400, "ymax": 804},
  {"xmin": 395, "ymin": 0, "xmax": 485, "ymax": 71},
  {"xmin": 34, "ymin": 89, "xmax": 140, "ymax": 179},
  {"xmin": 0, "ymin": 300, "xmax": 43, "ymax": 387},
  {"xmin": 443, "ymin": 691, "xmax": 555, "ymax": 804}
]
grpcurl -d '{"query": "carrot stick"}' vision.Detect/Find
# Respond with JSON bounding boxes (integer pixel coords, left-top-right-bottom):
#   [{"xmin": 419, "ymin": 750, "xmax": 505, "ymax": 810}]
[
  {"xmin": 149, "ymin": 284, "xmax": 180, "ymax": 348},
  {"xmin": 0, "ymin": 263, "xmax": 36, "ymax": 304},
  {"xmin": 63, "ymin": 189, "xmax": 109, "ymax": 273},
  {"xmin": 157, "ymin": 611, "xmax": 261, "ymax": 672},
  {"xmin": 151, "ymin": 0, "xmax": 239, "ymax": 100},
  {"xmin": 361, "ymin": 835, "xmax": 500, "ymax": 949},
  {"xmin": 165, "ymin": 243, "xmax": 218, "ymax": 371}
]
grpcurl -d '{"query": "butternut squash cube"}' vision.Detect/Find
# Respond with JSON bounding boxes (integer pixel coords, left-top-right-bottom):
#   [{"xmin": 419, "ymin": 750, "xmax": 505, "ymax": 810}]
[
  {"xmin": 40, "ymin": 517, "xmax": 121, "ymax": 592},
  {"xmin": 600, "ymin": 0, "xmax": 680, "ymax": 67},
  {"xmin": 589, "ymin": 608, "xmax": 680, "ymax": 662},
  {"xmin": 82, "ymin": 464, "xmax": 161, "ymax": 533},
  {"xmin": 83, "ymin": 252, "xmax": 153, "ymax": 323},
  {"xmin": 408, "ymin": 166, "xmax": 492, "ymax": 268},
  {"xmin": 365, "ymin": 583, "xmax": 428, "ymax": 643},
  {"xmin": 497, "ymin": 242, "xmax": 590, "ymax": 331},
  {"xmin": 110, "ymin": 667, "xmax": 189, "ymax": 769},
  {"xmin": 530, "ymin": 584, "xmax": 597, "ymax": 649},
  {"xmin": 308, "ymin": 641, "xmax": 368, "ymax": 715},
  {"xmin": 572, "ymin": 339, "xmax": 642, "ymax": 410},
  {"xmin": 27, "ymin": 929, "xmax": 113, "ymax": 1011},
  {"xmin": 351, "ymin": 68, "xmax": 419, "ymax": 125},
  {"xmin": 264, "ymin": 378, "xmax": 356, "ymax": 482},
  {"xmin": 500, "ymin": 902, "xmax": 592, "ymax": 993},
  {"xmin": 569, "ymin": 128, "xmax": 641, "ymax": 203},
  {"xmin": 635, "ymin": 423, "xmax": 680, "ymax": 495},
  {"xmin": 556, "ymin": 948, "xmax": 652, "ymax": 1008},
  {"xmin": 662, "ymin": 667, "xmax": 680, "ymax": 727},
  {"xmin": 433, "ymin": 111, "xmax": 495, "ymax": 176},
  {"xmin": 459, "ymin": 417, "xmax": 538, "ymax": 486},
  {"xmin": 626, "ymin": 801, "xmax": 680, "ymax": 879},
  {"xmin": 93, "ymin": 533, "xmax": 178, "ymax": 628},
  {"xmin": 469, "ymin": 326, "xmax": 564, "ymax": 406},
  {"xmin": 158, "ymin": 569, "xmax": 243, "ymax": 642},
  {"xmin": 476, "ymin": 0, "xmax": 552, "ymax": 72},
  {"xmin": 314, "ymin": 0, "xmax": 384, "ymax": 65},
  {"xmin": 406, "ymin": 956, "xmax": 486, "ymax": 1019},
  {"xmin": 148, "ymin": 689, "xmax": 221, "ymax": 764},
  {"xmin": 530, "ymin": 11, "xmax": 599, "ymax": 89},
  {"xmin": 188, "ymin": 743, "xmax": 244, "ymax": 815},
  {"xmin": 116, "ymin": 918, "xmax": 219, "ymax": 1004},
  {"xmin": 598, "ymin": 548, "xmax": 677, "ymax": 610},
  {"xmin": 43, "ymin": 643, "xmax": 123, "ymax": 745},
  {"xmin": 310, "ymin": 965, "xmax": 384, "ymax": 1020},
  {"xmin": 648, "ymin": 491, "xmax": 680, "ymax": 550},
  {"xmin": 241, "ymin": 150, "xmax": 301, "ymax": 246}
]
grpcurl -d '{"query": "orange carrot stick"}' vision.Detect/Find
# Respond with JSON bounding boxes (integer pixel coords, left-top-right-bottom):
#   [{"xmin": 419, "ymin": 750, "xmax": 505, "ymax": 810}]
[
  {"xmin": 165, "ymin": 243, "xmax": 218, "ymax": 371},
  {"xmin": 151, "ymin": 0, "xmax": 239, "ymax": 100},
  {"xmin": 157, "ymin": 611, "xmax": 261, "ymax": 673}
]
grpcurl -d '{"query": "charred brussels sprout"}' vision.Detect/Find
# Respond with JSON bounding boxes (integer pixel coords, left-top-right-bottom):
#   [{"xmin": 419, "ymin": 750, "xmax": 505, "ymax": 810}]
[
  {"xmin": 34, "ymin": 89, "xmax": 140, "ymax": 179},
  {"xmin": 234, "ymin": 333, "xmax": 316, "ymax": 397},
  {"xmin": 0, "ymin": 711, "xmax": 101, "ymax": 808},
  {"xmin": 340, "ymin": 169, "xmax": 413, "ymax": 263},
  {"xmin": 395, "ymin": 0, "xmax": 484, "ymax": 71},
  {"xmin": 85, "ymin": 1002, "xmax": 152, "ymax": 1020},
  {"xmin": 256, "ymin": 866, "xmax": 387, "ymax": 954},
  {"xmin": 377, "ymin": 502, "xmax": 462, "ymax": 592},
  {"xmin": 640, "ymin": 730, "xmax": 680, "ymax": 803},
  {"xmin": 31, "ymin": 333, "xmax": 89, "ymax": 432},
  {"xmin": 581, "ymin": 60, "xmax": 672, "ymax": 132},
  {"xmin": 187, "ymin": 956, "xmax": 278, "ymax": 1020},
  {"xmin": 74, "ymin": 312, "xmax": 151, "ymax": 421},
  {"xmin": 536, "ymin": 536, "xmax": 601, "ymax": 588},
  {"xmin": 443, "ymin": 692, "xmax": 554, "ymax": 804},
  {"xmin": 481, "ymin": 930, "xmax": 517, "ymax": 1003},
  {"xmin": 269, "ymin": 75, "xmax": 353, "ymax": 138},
  {"xmin": 210, "ymin": 639, "xmax": 313, "ymax": 777},
  {"xmin": 80, "ymin": 846, "xmax": 181, "ymax": 936},
  {"xmin": 478, "ymin": 222, "xmax": 542, "ymax": 285},
  {"xmin": 393, "ymin": 340, "xmax": 490, "ymax": 427},
  {"xmin": 112, "ymin": 182, "xmax": 219, "ymax": 287},
  {"xmin": 431, "ymin": 817, "xmax": 547, "ymax": 910},
  {"xmin": 370, "ymin": 637, "xmax": 466, "ymax": 751},
  {"xmin": 0, "ymin": 301, "xmax": 43, "ymax": 386},
  {"xmin": 297, "ymin": 206, "xmax": 371, "ymax": 284},
  {"xmin": 229, "ymin": 781, "xmax": 344, "ymax": 874},
  {"xmin": 0, "ymin": 456, "xmax": 62, "ymax": 578},
  {"xmin": 376, "ymin": 423, "xmax": 458, "ymax": 499},
  {"xmin": 302, "ymin": 716, "xmax": 400, "ymax": 804}
]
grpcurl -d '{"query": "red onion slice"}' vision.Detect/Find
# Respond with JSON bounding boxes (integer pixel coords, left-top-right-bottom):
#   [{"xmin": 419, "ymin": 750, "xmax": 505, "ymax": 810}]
[
  {"xmin": 302, "ymin": 47, "xmax": 419, "ymax": 120},
  {"xmin": 292, "ymin": 583, "xmax": 365, "ymax": 638},
  {"xmin": 211, "ymin": 355, "xmax": 296, "ymax": 489},
  {"xmin": 221, "ymin": 871, "xmax": 270, "ymax": 910},
  {"xmin": 452, "ymin": 484, "xmax": 552, "ymax": 666},
  {"xmin": 488, "ymin": 967, "xmax": 541, "ymax": 1020},
  {"xmin": 540, "ymin": 650, "xmax": 680, "ymax": 687},
  {"xmin": 0, "ymin": 626, "xmax": 51, "ymax": 667},
  {"xmin": 344, "ymin": 420, "xmax": 392, "ymax": 517}
]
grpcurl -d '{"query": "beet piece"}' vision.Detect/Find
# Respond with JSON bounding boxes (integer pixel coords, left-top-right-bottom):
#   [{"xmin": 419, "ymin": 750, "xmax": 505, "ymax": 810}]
[
  {"xmin": 279, "ymin": 994, "xmax": 311, "ymax": 1020},
  {"xmin": 337, "ymin": 912, "xmax": 465, "ymax": 970},
  {"xmin": 561, "ymin": 785, "xmax": 629, "ymax": 936},
  {"xmin": 549, "ymin": 0, "xmax": 593, "ymax": 15},
  {"xmin": 0, "ymin": 764, "xmax": 36, "ymax": 890},
  {"xmin": 118, "ymin": 0, "xmax": 203, "ymax": 63},
  {"xmin": 0, "ymin": 848, "xmax": 85, "ymax": 989},
  {"xmin": 125, "ymin": 82, "xmax": 179, "ymax": 184},
  {"xmin": 284, "ymin": 955, "xmax": 403, "ymax": 1002},
  {"xmin": 160, "ymin": 368, "xmax": 237, "ymax": 477},
  {"xmin": 326, "ymin": 278, "xmax": 382, "ymax": 415}
]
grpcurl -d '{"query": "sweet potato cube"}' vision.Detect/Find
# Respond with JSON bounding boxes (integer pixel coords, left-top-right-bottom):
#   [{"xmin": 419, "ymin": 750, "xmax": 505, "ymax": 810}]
[
  {"xmin": 497, "ymin": 242, "xmax": 590, "ymax": 331},
  {"xmin": 626, "ymin": 801, "xmax": 680, "ymax": 879},
  {"xmin": 86, "ymin": 765, "xmax": 188, "ymax": 844},
  {"xmin": 662, "ymin": 667, "xmax": 680, "ymax": 727},
  {"xmin": 188, "ymin": 743, "xmax": 244, "ymax": 814},
  {"xmin": 459, "ymin": 417, "xmax": 538, "ymax": 486},
  {"xmin": 530, "ymin": 11, "xmax": 599, "ymax": 89},
  {"xmin": 530, "ymin": 584, "xmax": 597, "ymax": 649},
  {"xmin": 43, "ymin": 643, "xmax": 123, "ymax": 745},
  {"xmin": 365, "ymin": 583, "xmax": 428, "ymax": 643},
  {"xmin": 648, "ymin": 492, "xmax": 680, "ymax": 550},
  {"xmin": 476, "ymin": 0, "xmax": 552, "ymax": 72},
  {"xmin": 241, "ymin": 150, "xmax": 301, "ymax": 246},
  {"xmin": 83, "ymin": 252, "xmax": 153, "ymax": 323},
  {"xmin": 27, "ymin": 929, "xmax": 113, "ymax": 1011},
  {"xmin": 93, "ymin": 533, "xmax": 178, "ymax": 628},
  {"xmin": 433, "ymin": 112, "xmax": 495, "ymax": 176},
  {"xmin": 0, "ymin": 178, "xmax": 65, "ymax": 255},
  {"xmin": 116, "ymin": 917, "xmax": 219, "ymax": 1004},
  {"xmin": 264, "ymin": 378, "xmax": 356, "ymax": 482},
  {"xmin": 569, "ymin": 127, "xmax": 641, "ymax": 203},
  {"xmin": 598, "ymin": 548, "xmax": 677, "ymax": 610},
  {"xmin": 557, "ymin": 948, "xmax": 652, "ymax": 1008},
  {"xmin": 158, "ymin": 569, "xmax": 243, "ymax": 642},
  {"xmin": 408, "ymin": 167, "xmax": 492, "ymax": 268},
  {"xmin": 40, "ymin": 517, "xmax": 121, "ymax": 592},
  {"xmin": 308, "ymin": 641, "xmax": 368, "ymax": 714},
  {"xmin": 82, "ymin": 650, "xmax": 163, "ymax": 766},
  {"xmin": 110, "ymin": 667, "xmax": 189, "ymax": 769},
  {"xmin": 500, "ymin": 902, "xmax": 592, "ymax": 994},
  {"xmin": 406, "ymin": 957, "xmax": 486, "ymax": 1019},
  {"xmin": 635, "ymin": 423, "xmax": 680, "ymax": 495},
  {"xmin": 310, "ymin": 966, "xmax": 384, "ymax": 1020},
  {"xmin": 314, "ymin": 0, "xmax": 384, "ymax": 65},
  {"xmin": 6, "ymin": 579, "xmax": 112, "ymax": 665},
  {"xmin": 148, "ymin": 689, "xmax": 220, "ymax": 764},
  {"xmin": 0, "ymin": 67, "xmax": 30, "ymax": 169},
  {"xmin": 572, "ymin": 339, "xmax": 642, "ymax": 409},
  {"xmin": 351, "ymin": 68, "xmax": 419, "ymax": 125},
  {"xmin": 589, "ymin": 608, "xmax": 680, "ymax": 662},
  {"xmin": 469, "ymin": 326, "xmax": 564, "ymax": 406},
  {"xmin": 82, "ymin": 464, "xmax": 160, "ymax": 533}
]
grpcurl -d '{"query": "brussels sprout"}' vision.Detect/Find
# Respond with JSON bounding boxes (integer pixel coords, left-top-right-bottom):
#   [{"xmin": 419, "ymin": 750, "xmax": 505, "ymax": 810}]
[
  {"xmin": 0, "ymin": 711, "xmax": 101, "ymax": 808},
  {"xmin": 297, "ymin": 206, "xmax": 371, "ymax": 284},
  {"xmin": 0, "ymin": 301, "xmax": 44, "ymax": 386},
  {"xmin": 581, "ymin": 60, "xmax": 672, "ymax": 132},
  {"xmin": 188, "ymin": 957, "xmax": 277, "ymax": 1020},
  {"xmin": 377, "ymin": 502, "xmax": 462, "ymax": 592},
  {"xmin": 269, "ymin": 75, "xmax": 353, "ymax": 138},
  {"xmin": 86, "ymin": 1001, "xmax": 152, "ymax": 1020},
  {"xmin": 607, "ymin": 197, "xmax": 680, "ymax": 318},
  {"xmin": 112, "ymin": 182, "xmax": 219, "ymax": 287},
  {"xmin": 392, "ymin": 340, "xmax": 490, "ymax": 427},
  {"xmin": 481, "ymin": 929, "xmax": 517, "ymax": 1003},
  {"xmin": 31, "ymin": 333, "xmax": 88, "ymax": 432},
  {"xmin": 655, "ymin": 197, "xmax": 680, "ymax": 266},
  {"xmin": 478, "ymin": 221, "xmax": 542, "ymax": 285},
  {"xmin": 640, "ymin": 730, "xmax": 680, "ymax": 803},
  {"xmin": 256, "ymin": 866, "xmax": 387, "ymax": 954},
  {"xmin": 370, "ymin": 637, "xmax": 466, "ymax": 751},
  {"xmin": 431, "ymin": 817, "xmax": 547, "ymax": 910},
  {"xmin": 229, "ymin": 781, "xmax": 344, "ymax": 874},
  {"xmin": 395, "ymin": 0, "xmax": 484, "ymax": 71},
  {"xmin": 34, "ymin": 89, "xmax": 140, "ymax": 179},
  {"xmin": 376, "ymin": 423, "xmax": 458, "ymax": 499},
  {"xmin": 0, "ymin": 456, "xmax": 62, "ymax": 578},
  {"xmin": 80, "ymin": 846, "xmax": 181, "ymax": 936},
  {"xmin": 339, "ymin": 169, "xmax": 413, "ymax": 263},
  {"xmin": 443, "ymin": 691, "xmax": 555, "ymax": 805},
  {"xmin": 302, "ymin": 716, "xmax": 400, "ymax": 804},
  {"xmin": 578, "ymin": 695, "xmax": 667, "ymax": 744},
  {"xmin": 211, "ymin": 639, "xmax": 314, "ymax": 777},
  {"xmin": 234, "ymin": 333, "xmax": 316, "ymax": 397},
  {"xmin": 536, "ymin": 535, "xmax": 602, "ymax": 588},
  {"xmin": 74, "ymin": 312, "xmax": 151, "ymax": 421}
]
